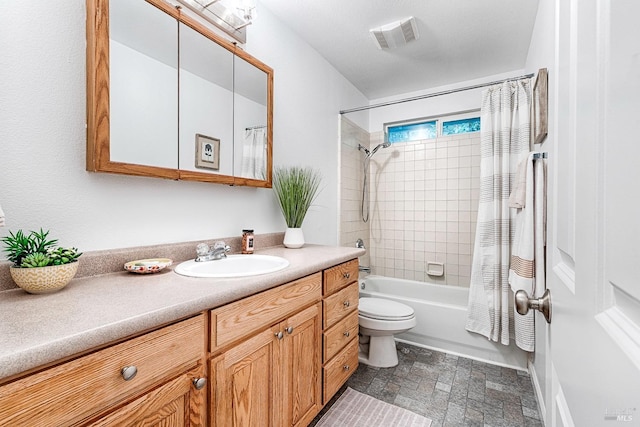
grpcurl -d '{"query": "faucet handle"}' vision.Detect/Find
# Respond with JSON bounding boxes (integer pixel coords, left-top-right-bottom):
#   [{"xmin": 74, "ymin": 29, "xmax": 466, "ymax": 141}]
[
  {"xmin": 213, "ymin": 241, "xmax": 227, "ymax": 250},
  {"xmin": 214, "ymin": 241, "xmax": 231, "ymax": 251},
  {"xmin": 196, "ymin": 243, "xmax": 210, "ymax": 257},
  {"xmin": 214, "ymin": 241, "xmax": 231, "ymax": 255}
]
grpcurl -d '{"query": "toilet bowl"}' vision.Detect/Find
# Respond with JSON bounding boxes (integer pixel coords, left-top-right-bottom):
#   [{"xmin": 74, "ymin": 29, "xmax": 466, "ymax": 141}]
[{"xmin": 358, "ymin": 297, "xmax": 416, "ymax": 368}]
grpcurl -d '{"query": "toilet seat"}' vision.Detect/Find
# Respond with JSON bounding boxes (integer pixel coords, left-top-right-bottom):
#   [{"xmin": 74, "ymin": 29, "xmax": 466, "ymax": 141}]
[{"xmin": 359, "ymin": 297, "xmax": 415, "ymax": 321}]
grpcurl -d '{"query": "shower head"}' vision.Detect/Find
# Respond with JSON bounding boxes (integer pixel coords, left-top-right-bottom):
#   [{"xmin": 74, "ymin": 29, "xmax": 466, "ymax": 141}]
[{"xmin": 368, "ymin": 142, "xmax": 391, "ymax": 158}]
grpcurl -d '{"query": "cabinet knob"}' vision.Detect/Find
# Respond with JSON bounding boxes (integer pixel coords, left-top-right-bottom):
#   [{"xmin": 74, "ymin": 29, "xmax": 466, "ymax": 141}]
[
  {"xmin": 342, "ymin": 272, "xmax": 351, "ymax": 279},
  {"xmin": 193, "ymin": 377, "xmax": 207, "ymax": 390},
  {"xmin": 343, "ymin": 331, "xmax": 350, "ymax": 338},
  {"xmin": 343, "ymin": 365, "xmax": 350, "ymax": 371},
  {"xmin": 285, "ymin": 326, "xmax": 294, "ymax": 334},
  {"xmin": 121, "ymin": 365, "xmax": 138, "ymax": 381},
  {"xmin": 275, "ymin": 331, "xmax": 284, "ymax": 340},
  {"xmin": 343, "ymin": 300, "xmax": 350, "ymax": 308}
]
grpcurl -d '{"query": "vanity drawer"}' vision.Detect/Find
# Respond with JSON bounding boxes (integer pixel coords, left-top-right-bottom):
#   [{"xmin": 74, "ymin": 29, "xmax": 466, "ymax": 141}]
[
  {"xmin": 323, "ymin": 310, "xmax": 359, "ymax": 362},
  {"xmin": 323, "ymin": 337, "xmax": 359, "ymax": 404},
  {"xmin": 0, "ymin": 314, "xmax": 205, "ymax": 426},
  {"xmin": 323, "ymin": 281, "xmax": 359, "ymax": 329},
  {"xmin": 323, "ymin": 259, "xmax": 358, "ymax": 295},
  {"xmin": 211, "ymin": 272, "xmax": 322, "ymax": 350}
]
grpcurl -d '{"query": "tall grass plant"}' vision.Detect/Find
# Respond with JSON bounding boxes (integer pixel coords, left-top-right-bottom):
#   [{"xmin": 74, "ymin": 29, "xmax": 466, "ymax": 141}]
[{"xmin": 272, "ymin": 167, "xmax": 322, "ymax": 228}]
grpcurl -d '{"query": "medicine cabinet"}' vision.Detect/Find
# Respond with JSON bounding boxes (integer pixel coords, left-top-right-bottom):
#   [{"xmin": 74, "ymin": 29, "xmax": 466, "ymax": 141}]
[{"xmin": 86, "ymin": 0, "xmax": 273, "ymax": 187}]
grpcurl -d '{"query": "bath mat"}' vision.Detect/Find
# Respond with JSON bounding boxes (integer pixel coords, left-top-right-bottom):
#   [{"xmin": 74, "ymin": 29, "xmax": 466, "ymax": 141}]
[{"xmin": 316, "ymin": 387, "xmax": 432, "ymax": 427}]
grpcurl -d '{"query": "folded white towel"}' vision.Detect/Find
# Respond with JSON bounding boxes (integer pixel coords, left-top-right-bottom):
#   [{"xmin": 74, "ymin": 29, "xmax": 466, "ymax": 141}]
[
  {"xmin": 509, "ymin": 156, "xmax": 529, "ymax": 208},
  {"xmin": 0, "ymin": 204, "xmax": 5, "ymax": 227},
  {"xmin": 509, "ymin": 153, "xmax": 536, "ymax": 295},
  {"xmin": 508, "ymin": 152, "xmax": 547, "ymax": 352}
]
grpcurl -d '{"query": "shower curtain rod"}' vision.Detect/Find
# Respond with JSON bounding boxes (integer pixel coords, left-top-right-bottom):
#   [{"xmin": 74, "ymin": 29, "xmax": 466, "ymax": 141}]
[{"xmin": 339, "ymin": 73, "xmax": 535, "ymax": 115}]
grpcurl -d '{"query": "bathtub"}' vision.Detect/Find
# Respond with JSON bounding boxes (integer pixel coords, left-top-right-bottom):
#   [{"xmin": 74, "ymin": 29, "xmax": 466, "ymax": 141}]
[{"xmin": 359, "ymin": 275, "xmax": 528, "ymax": 370}]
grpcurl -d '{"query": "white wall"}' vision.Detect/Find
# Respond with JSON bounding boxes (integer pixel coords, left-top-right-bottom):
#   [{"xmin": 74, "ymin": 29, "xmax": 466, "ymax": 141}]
[
  {"xmin": 246, "ymin": 4, "xmax": 370, "ymax": 244},
  {"xmin": 523, "ymin": 0, "xmax": 555, "ymax": 423},
  {"xmin": 0, "ymin": 1, "xmax": 368, "ymax": 252}
]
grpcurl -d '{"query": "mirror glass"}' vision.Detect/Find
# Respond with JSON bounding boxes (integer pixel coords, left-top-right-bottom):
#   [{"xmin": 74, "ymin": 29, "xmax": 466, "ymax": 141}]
[
  {"xmin": 234, "ymin": 55, "xmax": 269, "ymax": 181},
  {"xmin": 109, "ymin": 0, "xmax": 178, "ymax": 169},
  {"xmin": 179, "ymin": 23, "xmax": 234, "ymax": 177}
]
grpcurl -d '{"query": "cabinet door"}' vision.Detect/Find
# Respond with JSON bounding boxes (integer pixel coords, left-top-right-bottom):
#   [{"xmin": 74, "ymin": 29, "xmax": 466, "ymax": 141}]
[
  {"xmin": 281, "ymin": 303, "xmax": 322, "ymax": 427},
  {"xmin": 89, "ymin": 365, "xmax": 206, "ymax": 427},
  {"xmin": 212, "ymin": 325, "xmax": 282, "ymax": 427}
]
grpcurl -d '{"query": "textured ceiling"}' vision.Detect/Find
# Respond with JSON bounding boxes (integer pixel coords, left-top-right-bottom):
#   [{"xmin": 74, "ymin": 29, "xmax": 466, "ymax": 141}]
[{"xmin": 259, "ymin": 0, "xmax": 540, "ymax": 100}]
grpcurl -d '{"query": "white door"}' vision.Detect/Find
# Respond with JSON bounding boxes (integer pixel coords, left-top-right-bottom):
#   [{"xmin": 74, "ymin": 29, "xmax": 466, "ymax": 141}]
[{"xmin": 545, "ymin": 0, "xmax": 640, "ymax": 425}]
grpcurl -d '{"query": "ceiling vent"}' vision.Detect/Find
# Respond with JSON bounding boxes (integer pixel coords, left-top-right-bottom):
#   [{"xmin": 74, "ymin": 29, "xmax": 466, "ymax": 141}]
[{"xmin": 369, "ymin": 17, "xmax": 419, "ymax": 50}]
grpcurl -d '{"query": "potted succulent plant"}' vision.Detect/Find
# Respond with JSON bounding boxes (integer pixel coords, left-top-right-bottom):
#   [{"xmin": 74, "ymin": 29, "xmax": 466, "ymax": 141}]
[
  {"xmin": 2, "ymin": 229, "xmax": 82, "ymax": 294},
  {"xmin": 272, "ymin": 166, "xmax": 322, "ymax": 248}
]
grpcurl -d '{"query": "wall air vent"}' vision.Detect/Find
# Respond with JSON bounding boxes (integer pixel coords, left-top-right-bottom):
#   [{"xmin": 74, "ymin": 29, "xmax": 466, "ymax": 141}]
[{"xmin": 369, "ymin": 17, "xmax": 419, "ymax": 50}]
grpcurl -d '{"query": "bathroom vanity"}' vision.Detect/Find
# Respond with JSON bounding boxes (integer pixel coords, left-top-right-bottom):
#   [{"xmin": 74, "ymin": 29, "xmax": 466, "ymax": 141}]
[{"xmin": 0, "ymin": 245, "xmax": 362, "ymax": 426}]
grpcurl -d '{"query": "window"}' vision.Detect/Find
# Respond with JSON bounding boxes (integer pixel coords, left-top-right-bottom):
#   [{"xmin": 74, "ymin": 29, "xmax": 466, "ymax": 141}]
[
  {"xmin": 387, "ymin": 120, "xmax": 436, "ymax": 143},
  {"xmin": 442, "ymin": 117, "xmax": 481, "ymax": 135},
  {"xmin": 385, "ymin": 112, "xmax": 480, "ymax": 143}
]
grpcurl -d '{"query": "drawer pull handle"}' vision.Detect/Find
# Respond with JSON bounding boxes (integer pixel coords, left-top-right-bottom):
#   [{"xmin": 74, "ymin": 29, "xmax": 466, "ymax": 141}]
[
  {"xmin": 343, "ymin": 365, "xmax": 350, "ymax": 371},
  {"xmin": 285, "ymin": 326, "xmax": 294, "ymax": 334},
  {"xmin": 193, "ymin": 377, "xmax": 207, "ymax": 390},
  {"xmin": 343, "ymin": 331, "xmax": 350, "ymax": 338},
  {"xmin": 343, "ymin": 300, "xmax": 350, "ymax": 308},
  {"xmin": 342, "ymin": 272, "xmax": 351, "ymax": 279},
  {"xmin": 121, "ymin": 366, "xmax": 138, "ymax": 381},
  {"xmin": 275, "ymin": 331, "xmax": 284, "ymax": 340}
]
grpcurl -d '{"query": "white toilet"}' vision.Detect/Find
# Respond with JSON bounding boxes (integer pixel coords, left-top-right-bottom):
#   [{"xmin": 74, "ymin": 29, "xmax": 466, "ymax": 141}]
[{"xmin": 358, "ymin": 297, "xmax": 417, "ymax": 368}]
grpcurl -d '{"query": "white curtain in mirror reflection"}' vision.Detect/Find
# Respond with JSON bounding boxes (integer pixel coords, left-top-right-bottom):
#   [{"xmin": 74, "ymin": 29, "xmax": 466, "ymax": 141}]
[{"xmin": 241, "ymin": 126, "xmax": 266, "ymax": 180}]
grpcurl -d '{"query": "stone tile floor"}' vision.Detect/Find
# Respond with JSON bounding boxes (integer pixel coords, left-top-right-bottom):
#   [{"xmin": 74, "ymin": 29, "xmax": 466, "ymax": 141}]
[{"xmin": 311, "ymin": 342, "xmax": 543, "ymax": 427}]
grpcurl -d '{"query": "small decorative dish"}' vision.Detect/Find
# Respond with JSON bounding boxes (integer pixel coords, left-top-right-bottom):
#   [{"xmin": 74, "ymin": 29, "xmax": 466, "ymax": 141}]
[{"xmin": 124, "ymin": 258, "xmax": 172, "ymax": 274}]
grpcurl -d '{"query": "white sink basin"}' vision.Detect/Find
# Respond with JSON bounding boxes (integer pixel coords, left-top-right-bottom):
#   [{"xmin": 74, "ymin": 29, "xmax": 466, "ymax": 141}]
[{"xmin": 174, "ymin": 254, "xmax": 289, "ymax": 278}]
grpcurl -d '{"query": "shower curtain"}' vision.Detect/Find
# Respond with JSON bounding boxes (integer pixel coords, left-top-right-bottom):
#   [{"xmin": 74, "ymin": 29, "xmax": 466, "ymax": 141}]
[
  {"xmin": 465, "ymin": 79, "xmax": 531, "ymax": 346},
  {"xmin": 240, "ymin": 127, "xmax": 266, "ymax": 180}
]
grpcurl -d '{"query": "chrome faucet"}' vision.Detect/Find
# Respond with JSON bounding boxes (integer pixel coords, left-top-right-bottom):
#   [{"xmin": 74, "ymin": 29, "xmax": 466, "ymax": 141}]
[{"xmin": 195, "ymin": 241, "xmax": 231, "ymax": 262}]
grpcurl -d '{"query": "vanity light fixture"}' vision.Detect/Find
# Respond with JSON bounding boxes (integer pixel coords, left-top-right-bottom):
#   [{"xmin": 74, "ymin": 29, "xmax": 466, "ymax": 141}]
[
  {"xmin": 176, "ymin": 0, "xmax": 256, "ymax": 43},
  {"xmin": 369, "ymin": 16, "xmax": 419, "ymax": 50}
]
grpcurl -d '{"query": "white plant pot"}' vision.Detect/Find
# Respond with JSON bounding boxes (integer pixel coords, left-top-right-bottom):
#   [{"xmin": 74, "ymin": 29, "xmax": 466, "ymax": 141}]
[{"xmin": 283, "ymin": 228, "xmax": 305, "ymax": 248}]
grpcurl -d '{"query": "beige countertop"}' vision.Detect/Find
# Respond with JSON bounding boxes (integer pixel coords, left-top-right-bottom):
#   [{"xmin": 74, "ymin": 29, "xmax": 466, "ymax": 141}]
[{"xmin": 0, "ymin": 244, "xmax": 364, "ymax": 382}]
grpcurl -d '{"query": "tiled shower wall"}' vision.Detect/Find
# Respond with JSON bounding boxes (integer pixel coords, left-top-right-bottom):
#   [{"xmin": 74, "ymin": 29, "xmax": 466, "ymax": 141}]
[
  {"xmin": 339, "ymin": 115, "xmax": 481, "ymax": 287},
  {"xmin": 339, "ymin": 117, "xmax": 370, "ymax": 268}
]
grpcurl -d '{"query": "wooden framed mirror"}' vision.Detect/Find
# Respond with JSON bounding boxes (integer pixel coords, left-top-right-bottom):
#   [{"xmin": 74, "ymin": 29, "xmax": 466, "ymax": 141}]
[{"xmin": 86, "ymin": 0, "xmax": 273, "ymax": 187}]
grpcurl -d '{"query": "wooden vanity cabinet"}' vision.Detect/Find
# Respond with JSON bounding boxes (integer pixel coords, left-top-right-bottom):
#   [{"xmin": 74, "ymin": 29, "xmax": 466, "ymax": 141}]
[
  {"xmin": 0, "ymin": 314, "xmax": 207, "ymax": 426},
  {"xmin": 0, "ymin": 258, "xmax": 361, "ymax": 427},
  {"xmin": 209, "ymin": 273, "xmax": 322, "ymax": 427},
  {"xmin": 321, "ymin": 259, "xmax": 359, "ymax": 404}
]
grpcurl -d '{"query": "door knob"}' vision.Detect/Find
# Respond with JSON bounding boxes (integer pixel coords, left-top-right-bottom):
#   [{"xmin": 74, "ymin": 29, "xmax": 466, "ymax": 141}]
[{"xmin": 515, "ymin": 289, "xmax": 552, "ymax": 324}]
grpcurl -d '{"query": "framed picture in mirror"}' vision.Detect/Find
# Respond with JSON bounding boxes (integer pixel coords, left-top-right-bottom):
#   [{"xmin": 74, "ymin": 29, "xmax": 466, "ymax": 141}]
[
  {"xmin": 195, "ymin": 134, "xmax": 220, "ymax": 170},
  {"xmin": 533, "ymin": 68, "xmax": 548, "ymax": 145}
]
